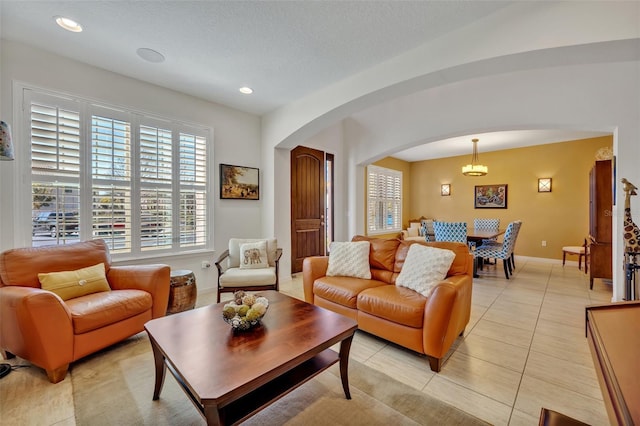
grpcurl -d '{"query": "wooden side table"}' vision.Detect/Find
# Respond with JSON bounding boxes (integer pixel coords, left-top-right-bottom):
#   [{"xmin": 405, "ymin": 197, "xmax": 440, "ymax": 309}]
[{"xmin": 167, "ymin": 269, "xmax": 197, "ymax": 314}]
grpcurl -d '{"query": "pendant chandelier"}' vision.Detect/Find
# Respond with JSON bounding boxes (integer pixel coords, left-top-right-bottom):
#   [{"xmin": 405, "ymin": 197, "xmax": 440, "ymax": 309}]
[{"xmin": 462, "ymin": 138, "xmax": 488, "ymax": 176}]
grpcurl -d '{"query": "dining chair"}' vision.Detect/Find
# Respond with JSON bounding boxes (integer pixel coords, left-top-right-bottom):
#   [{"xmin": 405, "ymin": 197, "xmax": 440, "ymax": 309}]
[
  {"xmin": 474, "ymin": 218, "xmax": 500, "ymax": 263},
  {"xmin": 475, "ymin": 221, "xmax": 518, "ymax": 279},
  {"xmin": 562, "ymin": 241, "xmax": 587, "ymax": 270},
  {"xmin": 474, "ymin": 218, "xmax": 499, "ymax": 231},
  {"xmin": 510, "ymin": 220, "xmax": 522, "ymax": 269},
  {"xmin": 420, "ymin": 218, "xmax": 435, "ymax": 242},
  {"xmin": 474, "ymin": 218, "xmax": 500, "ymax": 243},
  {"xmin": 433, "ymin": 221, "xmax": 467, "ymax": 244}
]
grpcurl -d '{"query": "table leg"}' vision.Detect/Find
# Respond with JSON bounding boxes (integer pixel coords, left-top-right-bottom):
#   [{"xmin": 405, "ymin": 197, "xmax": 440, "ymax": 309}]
[
  {"xmin": 203, "ymin": 405, "xmax": 222, "ymax": 426},
  {"xmin": 473, "ymin": 256, "xmax": 479, "ymax": 279},
  {"xmin": 148, "ymin": 334, "xmax": 167, "ymax": 400},
  {"xmin": 339, "ymin": 334, "xmax": 354, "ymax": 400}
]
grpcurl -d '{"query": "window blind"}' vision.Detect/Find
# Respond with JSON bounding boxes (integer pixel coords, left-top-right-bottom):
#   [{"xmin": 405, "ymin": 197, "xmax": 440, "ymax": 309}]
[{"xmin": 367, "ymin": 165, "xmax": 402, "ymax": 233}]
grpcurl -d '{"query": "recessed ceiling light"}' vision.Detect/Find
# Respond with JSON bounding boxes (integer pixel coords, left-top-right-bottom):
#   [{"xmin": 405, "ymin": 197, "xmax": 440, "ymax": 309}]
[
  {"xmin": 239, "ymin": 87, "xmax": 253, "ymax": 95},
  {"xmin": 136, "ymin": 48, "xmax": 165, "ymax": 63},
  {"xmin": 54, "ymin": 16, "xmax": 83, "ymax": 32}
]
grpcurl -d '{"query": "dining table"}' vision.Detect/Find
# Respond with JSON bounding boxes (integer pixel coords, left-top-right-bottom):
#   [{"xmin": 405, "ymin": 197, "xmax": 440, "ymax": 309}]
[{"xmin": 467, "ymin": 228, "xmax": 505, "ymax": 278}]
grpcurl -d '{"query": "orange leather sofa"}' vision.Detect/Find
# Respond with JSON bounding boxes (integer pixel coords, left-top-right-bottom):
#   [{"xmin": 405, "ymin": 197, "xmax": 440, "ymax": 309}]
[
  {"xmin": 0, "ymin": 239, "xmax": 170, "ymax": 383},
  {"xmin": 303, "ymin": 236, "xmax": 473, "ymax": 372}
]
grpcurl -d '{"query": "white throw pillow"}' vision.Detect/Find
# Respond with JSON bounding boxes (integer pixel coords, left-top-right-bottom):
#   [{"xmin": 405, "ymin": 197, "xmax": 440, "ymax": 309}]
[
  {"xmin": 407, "ymin": 226, "xmax": 419, "ymax": 237},
  {"xmin": 239, "ymin": 240, "xmax": 269, "ymax": 269},
  {"xmin": 326, "ymin": 241, "xmax": 371, "ymax": 279},
  {"xmin": 396, "ymin": 244, "xmax": 455, "ymax": 297}
]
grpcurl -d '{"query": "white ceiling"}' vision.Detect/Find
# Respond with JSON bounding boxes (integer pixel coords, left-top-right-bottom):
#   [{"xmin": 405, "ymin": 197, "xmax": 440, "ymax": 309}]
[
  {"xmin": 0, "ymin": 1, "xmax": 612, "ymax": 161},
  {"xmin": 391, "ymin": 129, "xmax": 611, "ymax": 162},
  {"xmin": 0, "ymin": 0, "xmax": 510, "ymax": 115}
]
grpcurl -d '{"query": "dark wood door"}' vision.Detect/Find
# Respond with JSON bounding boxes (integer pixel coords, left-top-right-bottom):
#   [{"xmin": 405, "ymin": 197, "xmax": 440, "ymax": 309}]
[{"xmin": 291, "ymin": 146, "xmax": 325, "ymax": 273}]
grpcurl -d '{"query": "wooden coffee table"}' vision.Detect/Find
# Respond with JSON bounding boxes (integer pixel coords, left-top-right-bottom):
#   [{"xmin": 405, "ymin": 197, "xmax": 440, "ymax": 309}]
[{"xmin": 144, "ymin": 290, "xmax": 358, "ymax": 425}]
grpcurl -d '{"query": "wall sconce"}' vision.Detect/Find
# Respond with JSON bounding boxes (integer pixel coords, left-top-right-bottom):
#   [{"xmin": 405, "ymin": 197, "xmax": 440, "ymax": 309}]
[
  {"xmin": 441, "ymin": 184, "xmax": 451, "ymax": 196},
  {"xmin": 538, "ymin": 178, "xmax": 552, "ymax": 192}
]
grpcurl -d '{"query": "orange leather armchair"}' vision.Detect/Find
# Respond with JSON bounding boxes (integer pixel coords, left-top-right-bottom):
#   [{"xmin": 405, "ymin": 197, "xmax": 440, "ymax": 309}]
[{"xmin": 0, "ymin": 239, "xmax": 170, "ymax": 383}]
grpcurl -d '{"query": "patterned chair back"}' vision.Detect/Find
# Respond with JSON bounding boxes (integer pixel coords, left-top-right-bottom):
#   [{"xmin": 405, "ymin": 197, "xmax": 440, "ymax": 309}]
[
  {"xmin": 420, "ymin": 219, "xmax": 435, "ymax": 242},
  {"xmin": 483, "ymin": 221, "xmax": 517, "ymax": 257},
  {"xmin": 510, "ymin": 220, "xmax": 522, "ymax": 249},
  {"xmin": 475, "ymin": 221, "xmax": 522, "ymax": 279},
  {"xmin": 433, "ymin": 221, "xmax": 467, "ymax": 244},
  {"xmin": 473, "ymin": 218, "xmax": 500, "ymax": 231}
]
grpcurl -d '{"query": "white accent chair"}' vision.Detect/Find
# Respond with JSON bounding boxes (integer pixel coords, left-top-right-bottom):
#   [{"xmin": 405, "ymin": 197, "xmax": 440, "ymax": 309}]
[{"xmin": 213, "ymin": 238, "xmax": 282, "ymax": 302}]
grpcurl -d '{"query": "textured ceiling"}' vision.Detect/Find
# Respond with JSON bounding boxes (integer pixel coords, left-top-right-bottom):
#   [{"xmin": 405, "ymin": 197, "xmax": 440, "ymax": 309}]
[
  {"xmin": 0, "ymin": 1, "xmax": 612, "ymax": 160},
  {"xmin": 0, "ymin": 0, "xmax": 510, "ymax": 115}
]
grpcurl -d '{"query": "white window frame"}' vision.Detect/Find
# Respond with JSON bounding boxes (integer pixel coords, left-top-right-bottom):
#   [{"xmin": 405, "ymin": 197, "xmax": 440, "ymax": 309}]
[
  {"xmin": 366, "ymin": 165, "xmax": 402, "ymax": 235},
  {"xmin": 15, "ymin": 84, "xmax": 213, "ymax": 259}
]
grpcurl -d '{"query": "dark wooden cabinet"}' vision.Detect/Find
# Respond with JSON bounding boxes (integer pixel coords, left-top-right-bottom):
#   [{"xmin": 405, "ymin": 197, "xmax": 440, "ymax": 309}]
[
  {"xmin": 586, "ymin": 302, "xmax": 640, "ymax": 425},
  {"xmin": 588, "ymin": 160, "xmax": 612, "ymax": 288}
]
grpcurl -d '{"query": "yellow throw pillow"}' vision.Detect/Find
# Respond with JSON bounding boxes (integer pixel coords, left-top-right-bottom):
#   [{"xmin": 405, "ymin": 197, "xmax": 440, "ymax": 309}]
[{"xmin": 38, "ymin": 263, "xmax": 111, "ymax": 301}]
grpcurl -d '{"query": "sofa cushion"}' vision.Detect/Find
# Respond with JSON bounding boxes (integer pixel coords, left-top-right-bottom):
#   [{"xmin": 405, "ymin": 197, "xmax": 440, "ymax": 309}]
[
  {"xmin": 228, "ymin": 238, "xmax": 277, "ymax": 268},
  {"xmin": 395, "ymin": 240, "xmax": 469, "ymax": 277},
  {"xmin": 219, "ymin": 267, "xmax": 277, "ymax": 286},
  {"xmin": 0, "ymin": 239, "xmax": 111, "ymax": 288},
  {"xmin": 66, "ymin": 289, "xmax": 152, "ymax": 334},
  {"xmin": 314, "ymin": 276, "xmax": 386, "ymax": 309},
  {"xmin": 326, "ymin": 241, "xmax": 371, "ymax": 279},
  {"xmin": 357, "ymin": 285, "xmax": 427, "ymax": 328},
  {"xmin": 425, "ymin": 241, "xmax": 470, "ymax": 276},
  {"xmin": 38, "ymin": 263, "xmax": 111, "ymax": 301},
  {"xmin": 239, "ymin": 240, "xmax": 269, "ymax": 269},
  {"xmin": 351, "ymin": 235, "xmax": 399, "ymax": 272},
  {"xmin": 395, "ymin": 244, "xmax": 455, "ymax": 297}
]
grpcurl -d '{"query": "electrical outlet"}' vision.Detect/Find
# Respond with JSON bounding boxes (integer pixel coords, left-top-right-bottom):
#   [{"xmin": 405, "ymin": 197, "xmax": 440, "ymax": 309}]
[
  {"xmin": 201, "ymin": 260, "xmax": 211, "ymax": 269},
  {"xmin": 541, "ymin": 240, "xmax": 547, "ymax": 247}
]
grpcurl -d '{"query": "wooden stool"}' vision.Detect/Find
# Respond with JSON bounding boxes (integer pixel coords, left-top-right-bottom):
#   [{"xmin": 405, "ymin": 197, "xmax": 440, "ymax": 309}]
[
  {"xmin": 167, "ymin": 269, "xmax": 197, "ymax": 314},
  {"xmin": 562, "ymin": 246, "xmax": 586, "ymax": 270}
]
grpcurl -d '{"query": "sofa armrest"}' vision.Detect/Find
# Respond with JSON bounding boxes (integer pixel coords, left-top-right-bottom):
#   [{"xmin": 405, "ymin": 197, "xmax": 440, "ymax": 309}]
[
  {"xmin": 0, "ymin": 286, "xmax": 74, "ymax": 371},
  {"xmin": 107, "ymin": 264, "xmax": 170, "ymax": 319},
  {"xmin": 422, "ymin": 274, "xmax": 473, "ymax": 360},
  {"xmin": 302, "ymin": 256, "xmax": 329, "ymax": 304}
]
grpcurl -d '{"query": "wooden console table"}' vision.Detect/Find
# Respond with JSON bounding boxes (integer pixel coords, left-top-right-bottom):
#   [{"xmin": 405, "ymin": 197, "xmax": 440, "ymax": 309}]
[{"xmin": 585, "ymin": 302, "xmax": 640, "ymax": 425}]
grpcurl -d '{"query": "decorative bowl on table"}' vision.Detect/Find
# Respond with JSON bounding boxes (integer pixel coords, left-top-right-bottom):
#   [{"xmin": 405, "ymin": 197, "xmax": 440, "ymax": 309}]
[{"xmin": 222, "ymin": 290, "xmax": 269, "ymax": 331}]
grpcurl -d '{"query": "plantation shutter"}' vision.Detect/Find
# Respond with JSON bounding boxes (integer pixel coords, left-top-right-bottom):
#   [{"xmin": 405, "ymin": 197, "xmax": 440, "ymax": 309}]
[
  {"xmin": 30, "ymin": 100, "xmax": 81, "ymax": 243},
  {"xmin": 26, "ymin": 87, "xmax": 211, "ymax": 255},
  {"xmin": 91, "ymin": 113, "xmax": 132, "ymax": 252},
  {"xmin": 139, "ymin": 124, "xmax": 173, "ymax": 250},
  {"xmin": 367, "ymin": 165, "xmax": 402, "ymax": 233},
  {"xmin": 178, "ymin": 132, "xmax": 207, "ymax": 247}
]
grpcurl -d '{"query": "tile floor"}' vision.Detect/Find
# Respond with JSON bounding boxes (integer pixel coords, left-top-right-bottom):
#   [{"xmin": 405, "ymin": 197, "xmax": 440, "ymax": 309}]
[{"xmin": 0, "ymin": 257, "xmax": 612, "ymax": 425}]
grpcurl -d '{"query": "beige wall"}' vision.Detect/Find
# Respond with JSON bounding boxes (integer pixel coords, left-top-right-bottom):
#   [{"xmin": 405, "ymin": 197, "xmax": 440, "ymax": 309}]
[{"xmin": 372, "ymin": 136, "xmax": 612, "ymax": 260}]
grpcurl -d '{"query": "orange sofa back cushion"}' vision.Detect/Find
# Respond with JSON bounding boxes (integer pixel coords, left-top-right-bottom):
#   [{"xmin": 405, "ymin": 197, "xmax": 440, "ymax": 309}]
[
  {"xmin": 351, "ymin": 236, "xmax": 470, "ymax": 284},
  {"xmin": 0, "ymin": 239, "xmax": 112, "ymax": 288}
]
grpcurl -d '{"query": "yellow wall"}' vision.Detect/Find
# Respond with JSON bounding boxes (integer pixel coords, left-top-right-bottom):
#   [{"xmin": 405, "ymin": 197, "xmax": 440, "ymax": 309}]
[
  {"xmin": 371, "ymin": 136, "xmax": 612, "ymax": 259},
  {"xmin": 412, "ymin": 136, "xmax": 612, "ymax": 259}
]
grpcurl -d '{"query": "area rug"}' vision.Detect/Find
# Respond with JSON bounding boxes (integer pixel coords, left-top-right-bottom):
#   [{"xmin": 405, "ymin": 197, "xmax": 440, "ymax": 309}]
[{"xmin": 72, "ymin": 333, "xmax": 487, "ymax": 425}]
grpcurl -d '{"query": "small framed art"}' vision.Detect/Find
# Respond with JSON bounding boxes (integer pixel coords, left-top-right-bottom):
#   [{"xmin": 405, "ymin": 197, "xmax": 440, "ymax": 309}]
[
  {"xmin": 220, "ymin": 164, "xmax": 259, "ymax": 200},
  {"xmin": 474, "ymin": 184, "xmax": 507, "ymax": 209}
]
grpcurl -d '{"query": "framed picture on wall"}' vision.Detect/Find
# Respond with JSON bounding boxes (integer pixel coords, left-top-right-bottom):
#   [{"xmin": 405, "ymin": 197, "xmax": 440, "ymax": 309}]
[
  {"xmin": 220, "ymin": 164, "xmax": 259, "ymax": 200},
  {"xmin": 474, "ymin": 184, "xmax": 508, "ymax": 209}
]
